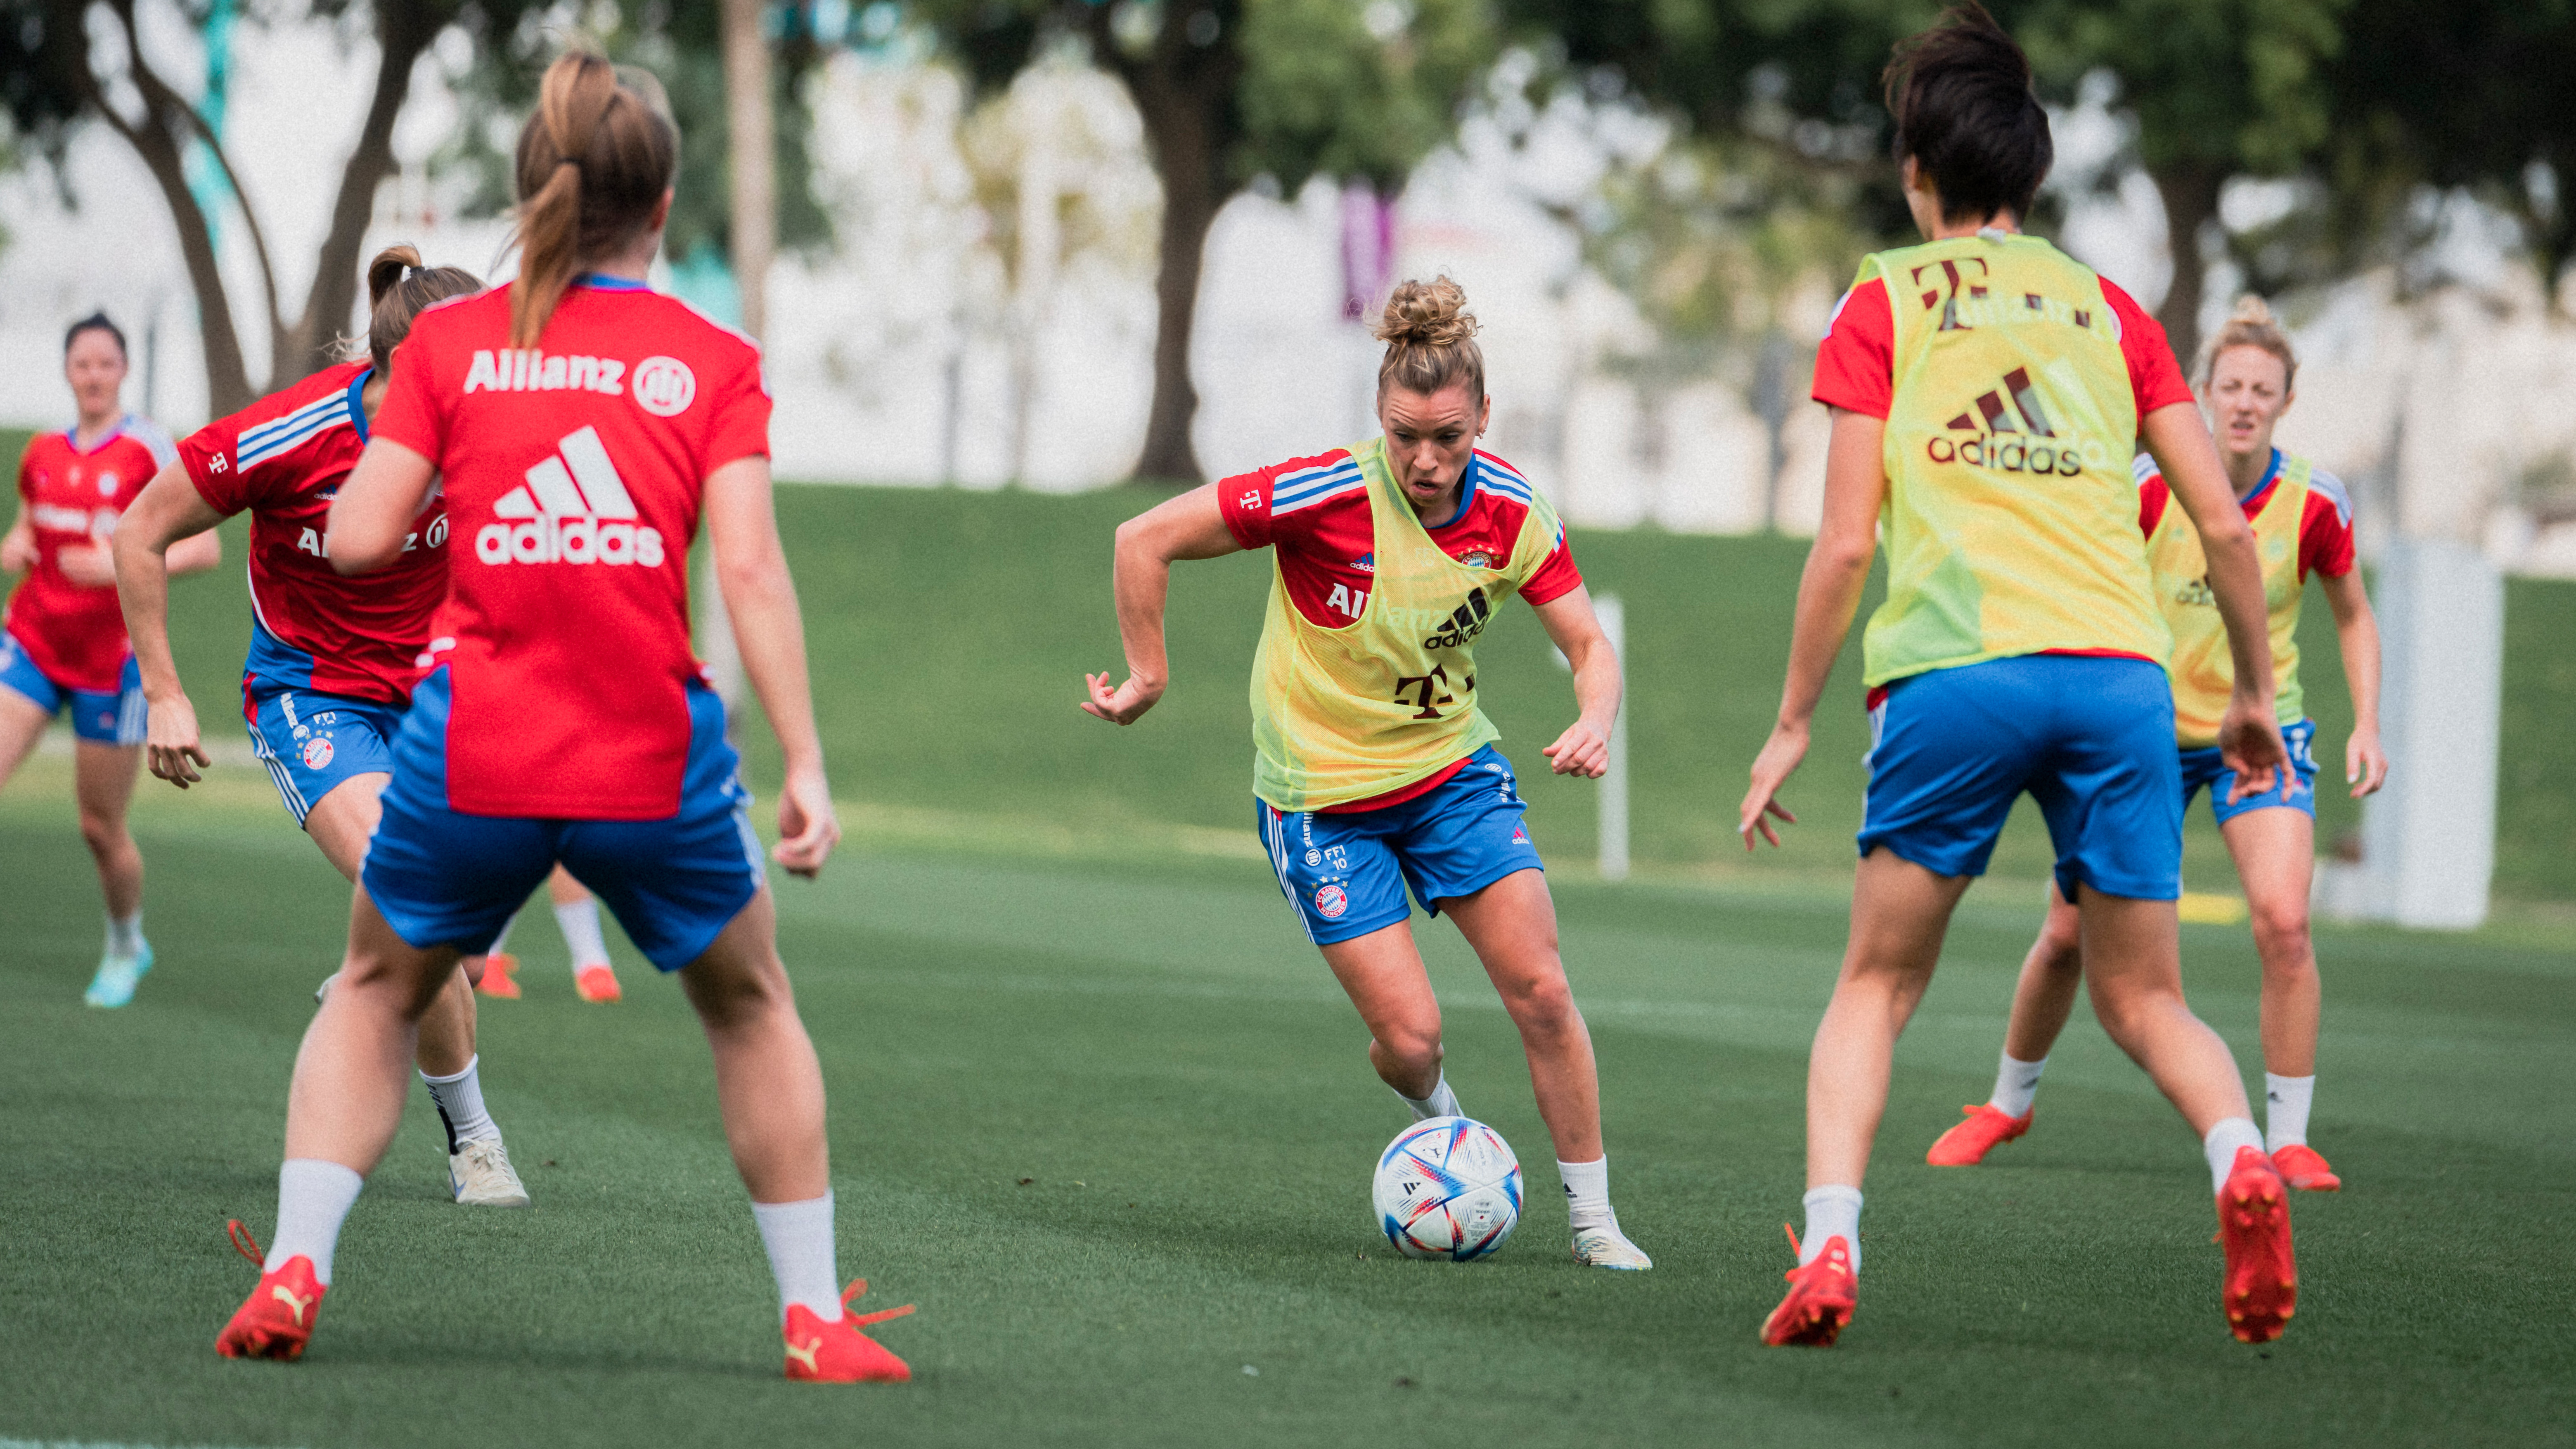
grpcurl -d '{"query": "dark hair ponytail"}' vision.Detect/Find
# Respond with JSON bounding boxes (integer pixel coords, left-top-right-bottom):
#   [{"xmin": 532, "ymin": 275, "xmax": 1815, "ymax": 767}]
[
  {"xmin": 509, "ymin": 51, "xmax": 679, "ymax": 348},
  {"xmin": 363, "ymin": 245, "xmax": 483, "ymax": 376},
  {"xmin": 1882, "ymin": 2, "xmax": 2052, "ymax": 226}
]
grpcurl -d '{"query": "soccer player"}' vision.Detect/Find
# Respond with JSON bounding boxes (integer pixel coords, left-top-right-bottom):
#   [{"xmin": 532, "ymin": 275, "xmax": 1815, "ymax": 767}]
[
  {"xmin": 214, "ymin": 52, "xmax": 910, "ymax": 1382},
  {"xmin": 112, "ymin": 247, "xmax": 531, "ymax": 1209},
  {"xmin": 1927, "ymin": 296, "xmax": 2386, "ymax": 1190},
  {"xmin": 1, "ymin": 313, "xmax": 216, "ymax": 1007},
  {"xmin": 1736, "ymin": 5, "xmax": 2297, "ymax": 1346},
  {"xmin": 1082, "ymin": 276, "xmax": 1653, "ymax": 1271}
]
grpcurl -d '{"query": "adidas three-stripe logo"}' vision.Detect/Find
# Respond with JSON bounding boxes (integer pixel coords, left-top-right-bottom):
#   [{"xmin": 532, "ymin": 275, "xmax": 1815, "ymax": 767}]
[{"xmin": 473, "ymin": 426, "xmax": 668, "ymax": 567}]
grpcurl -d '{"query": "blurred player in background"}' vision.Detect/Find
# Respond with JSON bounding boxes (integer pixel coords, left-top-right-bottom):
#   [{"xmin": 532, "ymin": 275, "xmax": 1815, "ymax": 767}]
[
  {"xmin": 1927, "ymin": 296, "xmax": 2387, "ymax": 1190},
  {"xmin": 0, "ymin": 313, "xmax": 217, "ymax": 1007},
  {"xmin": 1736, "ymin": 4, "xmax": 2297, "ymax": 1346},
  {"xmin": 1083, "ymin": 276, "xmax": 1653, "ymax": 1272},
  {"xmin": 214, "ymin": 53, "xmax": 911, "ymax": 1381},
  {"xmin": 114, "ymin": 247, "xmax": 534, "ymax": 1209}
]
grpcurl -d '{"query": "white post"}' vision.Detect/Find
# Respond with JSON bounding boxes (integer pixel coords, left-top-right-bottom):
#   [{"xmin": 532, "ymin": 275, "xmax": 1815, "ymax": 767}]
[{"xmin": 1595, "ymin": 593, "xmax": 1630, "ymax": 882}]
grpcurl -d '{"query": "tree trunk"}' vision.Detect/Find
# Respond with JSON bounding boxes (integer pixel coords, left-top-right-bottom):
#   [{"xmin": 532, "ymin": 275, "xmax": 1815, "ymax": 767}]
[
  {"xmin": 2151, "ymin": 161, "xmax": 2225, "ymax": 376},
  {"xmin": 722, "ymin": 0, "xmax": 775, "ymax": 344}
]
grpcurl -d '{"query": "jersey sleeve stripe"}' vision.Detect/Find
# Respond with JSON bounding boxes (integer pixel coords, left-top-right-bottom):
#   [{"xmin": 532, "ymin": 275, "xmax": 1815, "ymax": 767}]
[
  {"xmin": 1272, "ymin": 474, "xmax": 1368, "ymax": 517},
  {"xmin": 1472, "ymin": 456, "xmax": 1534, "ymax": 503},
  {"xmin": 2308, "ymin": 468, "xmax": 2354, "ymax": 526},
  {"xmin": 237, "ymin": 391, "xmax": 346, "ymax": 450},
  {"xmin": 2131, "ymin": 452, "xmax": 2159, "ymax": 486},
  {"xmin": 1272, "ymin": 459, "xmax": 1366, "ymax": 505},
  {"xmin": 237, "ymin": 403, "xmax": 353, "ymax": 470}
]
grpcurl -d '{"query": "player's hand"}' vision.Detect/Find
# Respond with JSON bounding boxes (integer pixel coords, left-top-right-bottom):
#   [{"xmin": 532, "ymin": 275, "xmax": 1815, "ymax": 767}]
[
  {"xmin": 56, "ymin": 541, "xmax": 115, "ymax": 588},
  {"xmin": 0, "ymin": 530, "xmax": 33, "ymax": 574},
  {"xmin": 1080, "ymin": 670, "xmax": 1163, "ymax": 725},
  {"xmin": 146, "ymin": 691, "xmax": 209, "ymax": 787},
  {"xmin": 2346, "ymin": 724, "xmax": 2389, "ymax": 799},
  {"xmin": 772, "ymin": 764, "xmax": 839, "ymax": 879},
  {"xmin": 1542, "ymin": 718, "xmax": 1611, "ymax": 778},
  {"xmin": 1739, "ymin": 719, "xmax": 1809, "ymax": 850},
  {"xmin": 2216, "ymin": 695, "xmax": 2286, "ymax": 804}
]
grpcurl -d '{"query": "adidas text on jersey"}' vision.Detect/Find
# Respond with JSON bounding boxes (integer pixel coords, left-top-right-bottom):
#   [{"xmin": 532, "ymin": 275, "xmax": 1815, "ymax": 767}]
[{"xmin": 474, "ymin": 426, "xmax": 667, "ymax": 568}]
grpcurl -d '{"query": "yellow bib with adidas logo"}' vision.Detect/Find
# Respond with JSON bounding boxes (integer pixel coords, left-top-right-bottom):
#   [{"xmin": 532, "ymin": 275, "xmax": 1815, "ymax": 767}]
[
  {"xmin": 1249, "ymin": 437, "xmax": 1563, "ymax": 811},
  {"xmin": 2147, "ymin": 451, "xmax": 2316, "ymax": 748},
  {"xmin": 1858, "ymin": 233, "xmax": 2169, "ymax": 687}
]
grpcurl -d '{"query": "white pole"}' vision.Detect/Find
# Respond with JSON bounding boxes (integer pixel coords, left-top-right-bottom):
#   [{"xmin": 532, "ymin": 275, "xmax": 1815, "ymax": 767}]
[{"xmin": 1596, "ymin": 593, "xmax": 1630, "ymax": 882}]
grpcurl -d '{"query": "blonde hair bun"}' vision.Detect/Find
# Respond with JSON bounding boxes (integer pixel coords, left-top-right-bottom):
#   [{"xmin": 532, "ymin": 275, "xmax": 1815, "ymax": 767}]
[
  {"xmin": 2198, "ymin": 292, "xmax": 2297, "ymax": 390},
  {"xmin": 1373, "ymin": 276, "xmax": 1479, "ymax": 350}
]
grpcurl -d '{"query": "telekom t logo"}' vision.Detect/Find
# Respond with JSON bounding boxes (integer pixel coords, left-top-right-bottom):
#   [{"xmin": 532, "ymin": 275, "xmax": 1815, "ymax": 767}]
[{"xmin": 474, "ymin": 426, "xmax": 667, "ymax": 567}]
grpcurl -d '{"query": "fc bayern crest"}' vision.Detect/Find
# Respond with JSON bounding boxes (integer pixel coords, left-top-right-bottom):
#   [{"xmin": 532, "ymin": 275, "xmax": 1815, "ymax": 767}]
[
  {"xmin": 1458, "ymin": 549, "xmax": 1494, "ymax": 569},
  {"xmin": 302, "ymin": 736, "xmax": 336, "ymax": 771},
  {"xmin": 630, "ymin": 356, "xmax": 697, "ymax": 417},
  {"xmin": 1313, "ymin": 883, "xmax": 1349, "ymax": 919}
]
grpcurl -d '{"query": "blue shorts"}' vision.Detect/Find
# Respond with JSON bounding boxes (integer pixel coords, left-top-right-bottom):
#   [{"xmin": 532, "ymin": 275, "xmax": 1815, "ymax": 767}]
[
  {"xmin": 361, "ymin": 669, "xmax": 766, "ymax": 971},
  {"xmin": 1859, "ymin": 655, "xmax": 2183, "ymax": 902},
  {"xmin": 0, "ymin": 627, "xmax": 144, "ymax": 745},
  {"xmin": 2181, "ymin": 717, "xmax": 2318, "ymax": 826},
  {"xmin": 244, "ymin": 684, "xmax": 402, "ymax": 826},
  {"xmin": 1256, "ymin": 744, "xmax": 1545, "ymax": 946}
]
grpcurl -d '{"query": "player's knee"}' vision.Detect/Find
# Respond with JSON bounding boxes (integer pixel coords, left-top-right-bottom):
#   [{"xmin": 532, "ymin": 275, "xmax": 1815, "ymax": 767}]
[
  {"xmin": 2248, "ymin": 899, "xmax": 2311, "ymax": 961},
  {"xmin": 76, "ymin": 809, "xmax": 127, "ymax": 857},
  {"xmin": 1375, "ymin": 1024, "xmax": 1443, "ymax": 1078},
  {"xmin": 1499, "ymin": 969, "xmax": 1577, "ymax": 1032}
]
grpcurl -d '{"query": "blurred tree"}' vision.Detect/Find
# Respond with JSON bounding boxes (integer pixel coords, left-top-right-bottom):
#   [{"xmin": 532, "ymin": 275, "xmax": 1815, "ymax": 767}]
[
  {"xmin": 909, "ymin": 0, "xmax": 1495, "ymax": 483},
  {"xmin": 0, "ymin": 0, "xmax": 552, "ymax": 414}
]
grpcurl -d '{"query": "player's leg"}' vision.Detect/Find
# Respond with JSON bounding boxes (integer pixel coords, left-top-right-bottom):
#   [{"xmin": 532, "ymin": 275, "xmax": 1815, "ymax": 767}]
[
  {"xmin": 0, "ymin": 671, "xmax": 51, "ymax": 786},
  {"xmin": 73, "ymin": 738, "xmax": 150, "ymax": 1007},
  {"xmin": 1318, "ymin": 920, "xmax": 1450, "ymax": 1107},
  {"xmin": 548, "ymin": 865, "xmax": 621, "ymax": 1001},
  {"xmin": 2218, "ymin": 794, "xmax": 2337, "ymax": 1188},
  {"xmin": 1929, "ymin": 881, "xmax": 2079, "ymax": 1164}
]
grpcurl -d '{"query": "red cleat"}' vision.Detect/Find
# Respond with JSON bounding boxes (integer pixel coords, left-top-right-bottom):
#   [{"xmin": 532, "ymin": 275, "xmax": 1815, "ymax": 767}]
[
  {"xmin": 1759, "ymin": 1228, "xmax": 1856, "ymax": 1347},
  {"xmin": 573, "ymin": 964, "xmax": 623, "ymax": 1003},
  {"xmin": 2270, "ymin": 1143, "xmax": 2340, "ymax": 1191},
  {"xmin": 215, "ymin": 1223, "xmax": 327, "ymax": 1362},
  {"xmin": 783, "ymin": 1281, "xmax": 916, "ymax": 1383},
  {"xmin": 1926, "ymin": 1103, "xmax": 2032, "ymax": 1166},
  {"xmin": 2217, "ymin": 1146, "xmax": 2297, "ymax": 1344},
  {"xmin": 476, "ymin": 953, "xmax": 522, "ymax": 999}
]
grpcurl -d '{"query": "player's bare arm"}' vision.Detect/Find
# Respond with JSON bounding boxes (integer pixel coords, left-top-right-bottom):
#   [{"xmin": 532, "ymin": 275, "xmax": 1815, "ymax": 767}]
[
  {"xmin": 1081, "ymin": 482, "xmax": 1241, "ymax": 726},
  {"xmin": 2321, "ymin": 566, "xmax": 2388, "ymax": 797},
  {"xmin": 324, "ymin": 437, "xmax": 439, "ymax": 575},
  {"xmin": 706, "ymin": 453, "xmax": 840, "ymax": 879},
  {"xmin": 1741, "ymin": 407, "xmax": 1887, "ymax": 849},
  {"xmin": 111, "ymin": 459, "xmax": 231, "ymax": 786},
  {"xmin": 2141, "ymin": 401, "xmax": 2283, "ymax": 799},
  {"xmin": 2, "ymin": 509, "xmax": 39, "ymax": 574},
  {"xmin": 1530, "ymin": 585, "xmax": 1619, "ymax": 778}
]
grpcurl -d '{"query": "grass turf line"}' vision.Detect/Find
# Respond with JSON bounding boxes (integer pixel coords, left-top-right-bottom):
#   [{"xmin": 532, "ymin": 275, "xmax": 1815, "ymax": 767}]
[{"xmin": 2, "ymin": 792, "xmax": 2571, "ymax": 1447}]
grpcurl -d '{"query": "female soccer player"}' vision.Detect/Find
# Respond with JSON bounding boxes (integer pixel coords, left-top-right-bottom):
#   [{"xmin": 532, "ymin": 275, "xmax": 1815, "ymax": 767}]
[
  {"xmin": 1082, "ymin": 277, "xmax": 1652, "ymax": 1271},
  {"xmin": 214, "ymin": 53, "xmax": 909, "ymax": 1382},
  {"xmin": 1, "ymin": 313, "xmax": 215, "ymax": 1007},
  {"xmin": 113, "ymin": 247, "xmax": 531, "ymax": 1209},
  {"xmin": 1926, "ymin": 297, "xmax": 2387, "ymax": 1190},
  {"xmin": 1737, "ymin": 5, "xmax": 2297, "ymax": 1346}
]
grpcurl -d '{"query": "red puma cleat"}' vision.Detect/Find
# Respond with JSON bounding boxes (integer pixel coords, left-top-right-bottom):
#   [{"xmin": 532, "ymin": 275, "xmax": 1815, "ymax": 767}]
[
  {"xmin": 1760, "ymin": 1228, "xmax": 1856, "ymax": 1347},
  {"xmin": 783, "ymin": 1281, "xmax": 916, "ymax": 1383},
  {"xmin": 215, "ymin": 1223, "xmax": 327, "ymax": 1361},
  {"xmin": 1926, "ymin": 1103, "xmax": 2032, "ymax": 1166},
  {"xmin": 2217, "ymin": 1146, "xmax": 2297, "ymax": 1344},
  {"xmin": 2270, "ymin": 1143, "xmax": 2340, "ymax": 1191},
  {"xmin": 573, "ymin": 964, "xmax": 622, "ymax": 1003},
  {"xmin": 475, "ymin": 953, "xmax": 522, "ymax": 999}
]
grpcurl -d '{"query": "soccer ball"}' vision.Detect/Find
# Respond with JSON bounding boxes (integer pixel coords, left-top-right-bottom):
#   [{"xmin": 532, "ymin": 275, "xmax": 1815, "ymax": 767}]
[{"xmin": 1372, "ymin": 1116, "xmax": 1522, "ymax": 1261}]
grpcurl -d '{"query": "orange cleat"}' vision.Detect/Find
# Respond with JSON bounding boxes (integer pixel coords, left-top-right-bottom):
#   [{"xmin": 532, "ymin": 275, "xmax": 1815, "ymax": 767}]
[
  {"xmin": 1926, "ymin": 1103, "xmax": 2032, "ymax": 1166},
  {"xmin": 1759, "ymin": 1227, "xmax": 1856, "ymax": 1347},
  {"xmin": 2217, "ymin": 1146, "xmax": 2297, "ymax": 1344},
  {"xmin": 215, "ymin": 1223, "xmax": 327, "ymax": 1361},
  {"xmin": 2270, "ymin": 1143, "xmax": 2340, "ymax": 1191},
  {"xmin": 573, "ymin": 964, "xmax": 623, "ymax": 1003},
  {"xmin": 476, "ymin": 953, "xmax": 522, "ymax": 1000},
  {"xmin": 783, "ymin": 1280, "xmax": 916, "ymax": 1383}
]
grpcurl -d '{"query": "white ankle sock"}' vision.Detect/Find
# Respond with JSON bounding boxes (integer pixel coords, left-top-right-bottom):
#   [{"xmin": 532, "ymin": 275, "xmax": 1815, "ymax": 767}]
[
  {"xmin": 1556, "ymin": 1157, "xmax": 1613, "ymax": 1231},
  {"xmin": 554, "ymin": 898, "xmax": 612, "ymax": 971},
  {"xmin": 2263, "ymin": 1074, "xmax": 2315, "ymax": 1151},
  {"xmin": 486, "ymin": 911, "xmax": 518, "ymax": 957},
  {"xmin": 1801, "ymin": 1185, "xmax": 1863, "ymax": 1273},
  {"xmin": 1396, "ymin": 1071, "xmax": 1461, "ymax": 1122},
  {"xmin": 265, "ymin": 1159, "xmax": 364, "ymax": 1284},
  {"xmin": 752, "ymin": 1193, "xmax": 842, "ymax": 1323},
  {"xmin": 2202, "ymin": 1116, "xmax": 2266, "ymax": 1194},
  {"xmin": 105, "ymin": 911, "xmax": 144, "ymax": 959},
  {"xmin": 421, "ymin": 1055, "xmax": 500, "ymax": 1150},
  {"xmin": 1990, "ymin": 1052, "xmax": 2047, "ymax": 1117}
]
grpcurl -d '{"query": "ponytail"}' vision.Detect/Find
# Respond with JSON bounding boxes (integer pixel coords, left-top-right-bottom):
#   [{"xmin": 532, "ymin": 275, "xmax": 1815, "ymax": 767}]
[
  {"xmin": 509, "ymin": 52, "xmax": 678, "ymax": 349},
  {"xmin": 361, "ymin": 245, "xmax": 483, "ymax": 376}
]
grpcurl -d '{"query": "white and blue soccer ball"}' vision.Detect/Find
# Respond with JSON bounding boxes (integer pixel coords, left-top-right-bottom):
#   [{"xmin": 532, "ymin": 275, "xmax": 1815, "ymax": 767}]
[{"xmin": 1373, "ymin": 1116, "xmax": 1522, "ymax": 1261}]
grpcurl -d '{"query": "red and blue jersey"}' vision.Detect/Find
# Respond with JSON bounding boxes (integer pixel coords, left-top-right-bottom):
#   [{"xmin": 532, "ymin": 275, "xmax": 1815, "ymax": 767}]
[
  {"xmin": 370, "ymin": 276, "xmax": 771, "ymax": 820},
  {"xmin": 180, "ymin": 361, "xmax": 452, "ymax": 709},
  {"xmin": 8, "ymin": 417, "xmax": 175, "ymax": 691}
]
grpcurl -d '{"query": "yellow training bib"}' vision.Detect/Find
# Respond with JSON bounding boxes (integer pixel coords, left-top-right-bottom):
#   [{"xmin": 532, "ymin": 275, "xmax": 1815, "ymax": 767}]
[{"xmin": 2145, "ymin": 451, "xmax": 2334, "ymax": 747}]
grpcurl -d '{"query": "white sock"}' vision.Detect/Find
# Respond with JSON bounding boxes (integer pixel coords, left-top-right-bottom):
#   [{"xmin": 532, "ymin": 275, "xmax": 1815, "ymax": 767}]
[
  {"xmin": 1396, "ymin": 1071, "xmax": 1461, "ymax": 1122},
  {"xmin": 421, "ymin": 1055, "xmax": 500, "ymax": 1151},
  {"xmin": 486, "ymin": 911, "xmax": 518, "ymax": 957},
  {"xmin": 2263, "ymin": 1074, "xmax": 2315, "ymax": 1151},
  {"xmin": 1556, "ymin": 1157, "xmax": 1614, "ymax": 1231},
  {"xmin": 105, "ymin": 911, "xmax": 145, "ymax": 959},
  {"xmin": 1990, "ymin": 1052, "xmax": 2047, "ymax": 1118},
  {"xmin": 752, "ymin": 1193, "xmax": 843, "ymax": 1323},
  {"xmin": 1800, "ymin": 1185, "xmax": 1863, "ymax": 1273},
  {"xmin": 2202, "ymin": 1116, "xmax": 2266, "ymax": 1194},
  {"xmin": 554, "ymin": 897, "xmax": 613, "ymax": 970},
  {"xmin": 265, "ymin": 1159, "xmax": 365, "ymax": 1284}
]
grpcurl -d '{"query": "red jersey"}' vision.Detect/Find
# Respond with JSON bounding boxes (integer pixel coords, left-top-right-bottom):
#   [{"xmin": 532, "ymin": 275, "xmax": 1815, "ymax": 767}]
[
  {"xmin": 7, "ymin": 417, "xmax": 175, "ymax": 690},
  {"xmin": 1813, "ymin": 273, "xmax": 2192, "ymax": 422},
  {"xmin": 180, "ymin": 361, "xmax": 452, "ymax": 708},
  {"xmin": 370, "ymin": 276, "xmax": 771, "ymax": 819}
]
